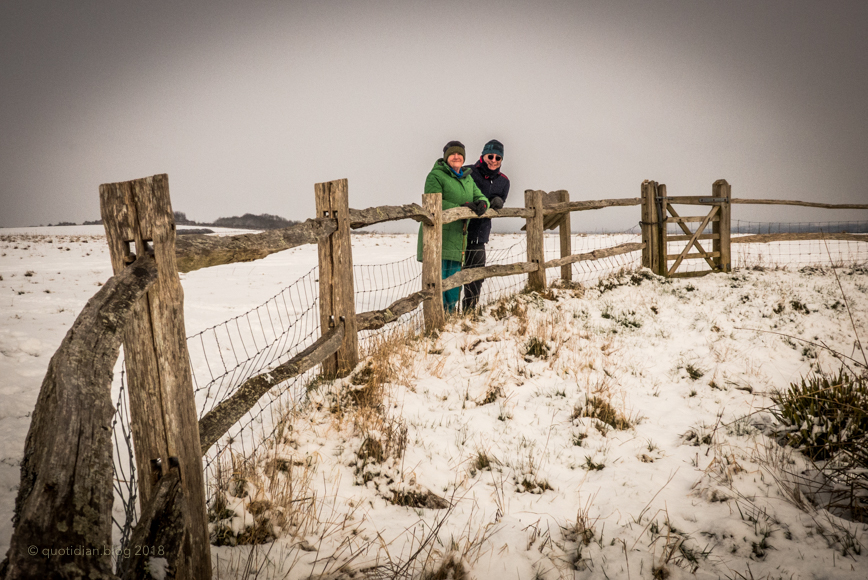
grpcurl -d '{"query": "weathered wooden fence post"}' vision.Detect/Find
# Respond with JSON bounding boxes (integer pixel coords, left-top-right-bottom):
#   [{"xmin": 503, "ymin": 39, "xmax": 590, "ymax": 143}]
[
  {"xmin": 554, "ymin": 191, "xmax": 572, "ymax": 282},
  {"xmin": 713, "ymin": 179, "xmax": 732, "ymax": 273},
  {"xmin": 525, "ymin": 189, "xmax": 546, "ymax": 291},
  {"xmin": 655, "ymin": 183, "xmax": 669, "ymax": 277},
  {"xmin": 315, "ymin": 178, "xmax": 359, "ymax": 377},
  {"xmin": 422, "ymin": 192, "xmax": 445, "ymax": 332},
  {"xmin": 101, "ymin": 174, "xmax": 211, "ymax": 580},
  {"xmin": 641, "ymin": 180, "xmax": 661, "ymax": 274}
]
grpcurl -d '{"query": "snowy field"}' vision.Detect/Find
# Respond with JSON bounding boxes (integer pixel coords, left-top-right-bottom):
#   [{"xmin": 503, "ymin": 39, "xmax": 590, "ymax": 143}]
[{"xmin": 1, "ymin": 226, "xmax": 867, "ymax": 579}]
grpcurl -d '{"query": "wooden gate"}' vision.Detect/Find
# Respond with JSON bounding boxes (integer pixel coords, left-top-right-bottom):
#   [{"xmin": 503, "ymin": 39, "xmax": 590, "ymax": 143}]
[{"xmin": 642, "ymin": 180, "xmax": 731, "ymax": 278}]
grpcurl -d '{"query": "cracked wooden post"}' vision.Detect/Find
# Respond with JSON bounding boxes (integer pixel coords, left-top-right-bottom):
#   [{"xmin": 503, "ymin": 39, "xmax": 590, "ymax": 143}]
[
  {"xmin": 713, "ymin": 179, "xmax": 732, "ymax": 273},
  {"xmin": 525, "ymin": 189, "xmax": 546, "ymax": 291},
  {"xmin": 421, "ymin": 192, "xmax": 444, "ymax": 332},
  {"xmin": 315, "ymin": 178, "xmax": 359, "ymax": 377},
  {"xmin": 101, "ymin": 174, "xmax": 211, "ymax": 580}
]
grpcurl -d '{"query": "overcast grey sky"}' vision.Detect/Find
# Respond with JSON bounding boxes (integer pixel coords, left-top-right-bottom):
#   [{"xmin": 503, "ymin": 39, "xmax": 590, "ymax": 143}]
[{"xmin": 2, "ymin": 0, "xmax": 866, "ymax": 231}]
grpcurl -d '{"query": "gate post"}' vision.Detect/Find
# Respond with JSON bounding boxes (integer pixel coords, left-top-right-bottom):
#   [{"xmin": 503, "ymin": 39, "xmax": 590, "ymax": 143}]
[
  {"xmin": 641, "ymin": 180, "xmax": 661, "ymax": 274},
  {"xmin": 656, "ymin": 183, "xmax": 669, "ymax": 277},
  {"xmin": 421, "ymin": 192, "xmax": 445, "ymax": 332},
  {"xmin": 557, "ymin": 190, "xmax": 572, "ymax": 282},
  {"xmin": 713, "ymin": 179, "xmax": 732, "ymax": 273},
  {"xmin": 315, "ymin": 178, "xmax": 359, "ymax": 377},
  {"xmin": 100, "ymin": 174, "xmax": 211, "ymax": 579},
  {"xmin": 525, "ymin": 189, "xmax": 546, "ymax": 291}
]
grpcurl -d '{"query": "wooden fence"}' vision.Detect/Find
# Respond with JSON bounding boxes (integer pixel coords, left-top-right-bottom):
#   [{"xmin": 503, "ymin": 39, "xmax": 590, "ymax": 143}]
[{"xmin": 4, "ymin": 174, "xmax": 867, "ymax": 579}]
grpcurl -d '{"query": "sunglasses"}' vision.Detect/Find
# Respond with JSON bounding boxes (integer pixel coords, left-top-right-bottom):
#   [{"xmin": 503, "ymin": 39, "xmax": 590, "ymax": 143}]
[{"xmin": 486, "ymin": 154, "xmax": 502, "ymax": 162}]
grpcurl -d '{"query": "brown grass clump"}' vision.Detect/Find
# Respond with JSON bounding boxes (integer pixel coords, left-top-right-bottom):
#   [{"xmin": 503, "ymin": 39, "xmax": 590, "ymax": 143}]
[{"xmin": 572, "ymin": 396, "xmax": 636, "ymax": 430}]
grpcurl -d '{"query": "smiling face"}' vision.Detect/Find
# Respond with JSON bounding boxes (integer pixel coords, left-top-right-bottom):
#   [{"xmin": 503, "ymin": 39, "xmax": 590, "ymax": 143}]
[
  {"xmin": 484, "ymin": 154, "xmax": 502, "ymax": 171},
  {"xmin": 447, "ymin": 153, "xmax": 465, "ymax": 171}
]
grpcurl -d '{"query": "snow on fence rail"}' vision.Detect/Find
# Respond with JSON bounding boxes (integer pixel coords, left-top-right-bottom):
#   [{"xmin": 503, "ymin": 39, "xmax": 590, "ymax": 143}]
[{"xmin": 4, "ymin": 173, "xmax": 867, "ymax": 579}]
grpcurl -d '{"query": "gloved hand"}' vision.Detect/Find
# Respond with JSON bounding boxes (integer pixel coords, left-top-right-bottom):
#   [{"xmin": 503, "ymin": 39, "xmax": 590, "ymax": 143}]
[
  {"xmin": 490, "ymin": 196, "xmax": 504, "ymax": 210},
  {"xmin": 462, "ymin": 200, "xmax": 488, "ymax": 217}
]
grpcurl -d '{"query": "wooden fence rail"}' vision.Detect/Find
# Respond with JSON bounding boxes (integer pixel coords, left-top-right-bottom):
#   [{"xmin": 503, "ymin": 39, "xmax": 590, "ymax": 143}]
[{"xmin": 8, "ymin": 172, "xmax": 867, "ymax": 580}]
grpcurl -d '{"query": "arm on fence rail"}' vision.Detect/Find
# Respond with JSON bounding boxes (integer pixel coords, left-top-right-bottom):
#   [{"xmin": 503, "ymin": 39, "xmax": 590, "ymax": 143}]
[
  {"xmin": 3, "ymin": 254, "xmax": 158, "ymax": 580},
  {"xmin": 175, "ymin": 217, "xmax": 337, "ymax": 273},
  {"xmin": 349, "ymin": 204, "xmax": 434, "ymax": 229},
  {"xmin": 542, "ymin": 242, "xmax": 646, "ymax": 270},
  {"xmin": 730, "ymin": 199, "xmax": 868, "ymax": 210},
  {"xmin": 356, "ymin": 289, "xmax": 433, "ymax": 331},
  {"xmin": 730, "ymin": 232, "xmax": 868, "ymax": 244},
  {"xmin": 442, "ymin": 262, "xmax": 539, "ymax": 291},
  {"xmin": 198, "ymin": 322, "xmax": 345, "ymax": 454}
]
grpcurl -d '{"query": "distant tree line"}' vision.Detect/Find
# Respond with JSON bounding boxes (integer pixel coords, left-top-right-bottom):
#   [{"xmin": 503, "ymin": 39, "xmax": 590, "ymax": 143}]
[{"xmin": 64, "ymin": 212, "xmax": 302, "ymax": 231}]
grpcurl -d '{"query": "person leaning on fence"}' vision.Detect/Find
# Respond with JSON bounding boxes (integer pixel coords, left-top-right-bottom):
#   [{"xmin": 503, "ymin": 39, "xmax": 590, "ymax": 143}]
[
  {"xmin": 462, "ymin": 139, "xmax": 509, "ymax": 311},
  {"xmin": 417, "ymin": 140, "xmax": 489, "ymax": 313}
]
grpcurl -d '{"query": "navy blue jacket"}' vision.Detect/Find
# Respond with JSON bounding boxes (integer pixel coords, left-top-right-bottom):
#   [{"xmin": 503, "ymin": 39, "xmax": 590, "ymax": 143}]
[{"xmin": 464, "ymin": 157, "xmax": 510, "ymax": 245}]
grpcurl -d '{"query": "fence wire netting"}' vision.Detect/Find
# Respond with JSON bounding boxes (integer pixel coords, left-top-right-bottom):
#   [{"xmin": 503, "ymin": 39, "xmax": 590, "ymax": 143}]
[{"xmin": 110, "ymin": 221, "xmax": 866, "ymax": 550}]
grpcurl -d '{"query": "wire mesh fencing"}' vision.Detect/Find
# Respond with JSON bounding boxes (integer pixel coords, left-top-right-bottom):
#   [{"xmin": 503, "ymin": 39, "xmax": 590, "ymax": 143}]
[
  {"xmin": 732, "ymin": 220, "xmax": 868, "ymax": 268},
  {"xmin": 108, "ymin": 221, "xmax": 866, "ymax": 551}
]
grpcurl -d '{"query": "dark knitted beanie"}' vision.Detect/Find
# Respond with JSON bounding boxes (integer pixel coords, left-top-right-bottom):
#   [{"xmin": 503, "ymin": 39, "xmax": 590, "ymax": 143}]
[
  {"xmin": 481, "ymin": 139, "xmax": 504, "ymax": 158},
  {"xmin": 443, "ymin": 140, "xmax": 466, "ymax": 161}
]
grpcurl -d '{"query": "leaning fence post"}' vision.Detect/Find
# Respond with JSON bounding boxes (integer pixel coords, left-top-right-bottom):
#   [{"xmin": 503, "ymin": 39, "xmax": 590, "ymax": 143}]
[
  {"xmin": 558, "ymin": 190, "xmax": 572, "ymax": 282},
  {"xmin": 525, "ymin": 189, "xmax": 546, "ymax": 291},
  {"xmin": 713, "ymin": 179, "xmax": 732, "ymax": 273},
  {"xmin": 422, "ymin": 192, "xmax": 445, "ymax": 332},
  {"xmin": 100, "ymin": 174, "xmax": 211, "ymax": 580},
  {"xmin": 315, "ymin": 178, "xmax": 359, "ymax": 377}
]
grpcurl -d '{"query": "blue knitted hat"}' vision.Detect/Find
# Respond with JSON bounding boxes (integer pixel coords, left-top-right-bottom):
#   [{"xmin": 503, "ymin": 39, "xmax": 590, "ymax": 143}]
[{"xmin": 481, "ymin": 139, "xmax": 504, "ymax": 158}]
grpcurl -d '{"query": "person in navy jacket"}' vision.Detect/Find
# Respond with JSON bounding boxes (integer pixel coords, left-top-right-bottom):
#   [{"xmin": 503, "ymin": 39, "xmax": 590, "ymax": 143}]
[{"xmin": 462, "ymin": 139, "xmax": 510, "ymax": 311}]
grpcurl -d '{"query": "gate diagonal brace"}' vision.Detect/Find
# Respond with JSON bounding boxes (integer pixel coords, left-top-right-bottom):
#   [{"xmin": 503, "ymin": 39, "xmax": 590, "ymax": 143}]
[{"xmin": 666, "ymin": 203, "xmax": 719, "ymax": 273}]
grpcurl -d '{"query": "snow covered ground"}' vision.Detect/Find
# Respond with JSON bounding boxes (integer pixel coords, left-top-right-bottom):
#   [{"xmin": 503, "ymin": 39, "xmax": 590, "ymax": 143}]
[{"xmin": 1, "ymin": 226, "xmax": 867, "ymax": 579}]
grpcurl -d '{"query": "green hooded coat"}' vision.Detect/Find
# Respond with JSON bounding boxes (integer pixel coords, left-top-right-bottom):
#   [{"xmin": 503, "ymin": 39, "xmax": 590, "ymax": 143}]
[{"xmin": 416, "ymin": 158, "xmax": 489, "ymax": 263}]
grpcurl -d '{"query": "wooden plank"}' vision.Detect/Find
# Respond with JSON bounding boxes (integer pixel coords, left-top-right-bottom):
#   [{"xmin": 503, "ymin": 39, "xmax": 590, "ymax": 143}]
[
  {"xmin": 715, "ymin": 179, "xmax": 732, "ymax": 273},
  {"xmin": 101, "ymin": 174, "xmax": 211, "ymax": 580},
  {"xmin": 542, "ymin": 197, "xmax": 643, "ymax": 214},
  {"xmin": 443, "ymin": 206, "xmax": 531, "ymax": 224},
  {"xmin": 442, "ymin": 261, "xmax": 539, "ymax": 291},
  {"xmin": 731, "ymin": 199, "xmax": 868, "ymax": 209},
  {"xmin": 356, "ymin": 289, "xmax": 432, "ymax": 331},
  {"xmin": 731, "ymin": 232, "xmax": 868, "ymax": 244},
  {"xmin": 422, "ymin": 193, "xmax": 444, "ymax": 332},
  {"xmin": 665, "ymin": 203, "xmax": 718, "ymax": 271},
  {"xmin": 665, "ymin": 215, "xmax": 721, "ymax": 223},
  {"xmin": 4, "ymin": 254, "xmax": 157, "ymax": 580},
  {"xmin": 558, "ymin": 191, "xmax": 572, "ymax": 281},
  {"xmin": 668, "ymin": 233, "xmax": 719, "ymax": 242},
  {"xmin": 348, "ymin": 203, "xmax": 433, "ymax": 229},
  {"xmin": 198, "ymin": 323, "xmax": 345, "ymax": 454},
  {"xmin": 525, "ymin": 190, "xmax": 546, "ymax": 291},
  {"xmin": 666, "ymin": 251, "xmax": 721, "ymax": 260},
  {"xmin": 544, "ymin": 242, "xmax": 646, "ymax": 270},
  {"xmin": 657, "ymin": 195, "xmax": 727, "ymax": 204},
  {"xmin": 174, "ymin": 217, "xmax": 336, "ymax": 273},
  {"xmin": 667, "ymin": 205, "xmax": 719, "ymax": 275}
]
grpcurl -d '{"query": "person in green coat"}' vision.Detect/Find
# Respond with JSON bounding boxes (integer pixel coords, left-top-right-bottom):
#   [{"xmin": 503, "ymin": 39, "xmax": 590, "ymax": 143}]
[{"xmin": 417, "ymin": 140, "xmax": 489, "ymax": 313}]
